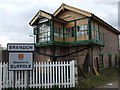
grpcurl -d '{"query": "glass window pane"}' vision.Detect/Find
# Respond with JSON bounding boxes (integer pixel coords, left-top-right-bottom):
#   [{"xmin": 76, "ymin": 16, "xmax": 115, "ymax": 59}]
[
  {"xmin": 48, "ymin": 37, "xmax": 50, "ymax": 41},
  {"xmin": 48, "ymin": 32, "xmax": 50, "ymax": 37},
  {"xmin": 81, "ymin": 25, "xmax": 84, "ymax": 30},
  {"xmin": 39, "ymin": 22, "xmax": 51, "ymax": 42},
  {"xmin": 84, "ymin": 25, "xmax": 88, "ymax": 30}
]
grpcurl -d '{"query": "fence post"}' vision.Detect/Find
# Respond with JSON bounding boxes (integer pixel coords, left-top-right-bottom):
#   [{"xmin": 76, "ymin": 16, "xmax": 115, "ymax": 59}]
[
  {"xmin": 73, "ymin": 60, "xmax": 78, "ymax": 86},
  {"xmin": 63, "ymin": 61, "xmax": 66, "ymax": 88},
  {"xmin": 5, "ymin": 63, "xmax": 8, "ymax": 88},
  {"xmin": 66, "ymin": 61, "xmax": 69, "ymax": 88},
  {"xmin": 3, "ymin": 62, "xmax": 6, "ymax": 88},
  {"xmin": 72, "ymin": 60, "xmax": 78, "ymax": 87}
]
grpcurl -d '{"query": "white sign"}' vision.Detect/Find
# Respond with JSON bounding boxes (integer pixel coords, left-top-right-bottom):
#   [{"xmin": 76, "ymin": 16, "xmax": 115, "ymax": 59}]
[
  {"xmin": 7, "ymin": 44, "xmax": 34, "ymax": 51},
  {"xmin": 9, "ymin": 52, "xmax": 33, "ymax": 70}
]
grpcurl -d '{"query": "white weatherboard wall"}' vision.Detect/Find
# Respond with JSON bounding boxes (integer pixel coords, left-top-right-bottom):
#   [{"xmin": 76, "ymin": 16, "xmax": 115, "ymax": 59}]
[{"xmin": 0, "ymin": 61, "xmax": 78, "ymax": 89}]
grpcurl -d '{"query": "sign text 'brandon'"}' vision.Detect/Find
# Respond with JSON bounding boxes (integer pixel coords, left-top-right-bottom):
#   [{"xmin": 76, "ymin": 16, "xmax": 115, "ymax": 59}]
[{"xmin": 8, "ymin": 44, "xmax": 34, "ymax": 51}]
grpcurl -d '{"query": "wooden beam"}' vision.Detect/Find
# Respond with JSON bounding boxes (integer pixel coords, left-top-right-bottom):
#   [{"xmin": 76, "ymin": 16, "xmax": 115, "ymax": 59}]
[
  {"xmin": 39, "ymin": 11, "xmax": 52, "ymax": 19},
  {"xmin": 54, "ymin": 7, "xmax": 63, "ymax": 16},
  {"xmin": 53, "ymin": 18, "xmax": 67, "ymax": 23},
  {"xmin": 29, "ymin": 12, "xmax": 39, "ymax": 26},
  {"xmin": 29, "ymin": 11, "xmax": 52, "ymax": 26}
]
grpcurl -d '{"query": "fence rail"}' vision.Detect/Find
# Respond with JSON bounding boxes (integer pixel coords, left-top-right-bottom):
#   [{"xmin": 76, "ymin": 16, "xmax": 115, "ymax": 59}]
[{"xmin": 0, "ymin": 60, "xmax": 78, "ymax": 89}]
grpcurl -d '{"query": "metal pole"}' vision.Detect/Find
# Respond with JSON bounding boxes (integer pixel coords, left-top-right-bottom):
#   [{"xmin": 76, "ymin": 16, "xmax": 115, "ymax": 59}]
[{"xmin": 34, "ymin": 36, "xmax": 35, "ymax": 44}]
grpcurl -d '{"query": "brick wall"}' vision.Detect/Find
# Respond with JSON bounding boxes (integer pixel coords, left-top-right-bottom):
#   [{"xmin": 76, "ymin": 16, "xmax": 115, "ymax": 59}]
[
  {"xmin": 93, "ymin": 25, "xmax": 119, "ymax": 68},
  {"xmin": 34, "ymin": 45, "xmax": 89, "ymax": 69}
]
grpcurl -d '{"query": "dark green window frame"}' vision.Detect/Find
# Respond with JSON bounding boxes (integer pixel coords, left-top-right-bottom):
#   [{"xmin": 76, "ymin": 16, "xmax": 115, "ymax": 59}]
[
  {"xmin": 65, "ymin": 27, "xmax": 75, "ymax": 38},
  {"xmin": 115, "ymin": 55, "xmax": 118, "ymax": 67},
  {"xmin": 99, "ymin": 53, "xmax": 104, "ymax": 68},
  {"xmin": 54, "ymin": 27, "xmax": 63, "ymax": 38},
  {"xmin": 108, "ymin": 54, "xmax": 112, "ymax": 68},
  {"xmin": 91, "ymin": 22, "xmax": 99, "ymax": 40},
  {"xmin": 68, "ymin": 17, "xmax": 90, "ymax": 39},
  {"xmin": 33, "ymin": 27, "xmax": 38, "ymax": 35},
  {"xmin": 76, "ymin": 24, "xmax": 89, "ymax": 36}
]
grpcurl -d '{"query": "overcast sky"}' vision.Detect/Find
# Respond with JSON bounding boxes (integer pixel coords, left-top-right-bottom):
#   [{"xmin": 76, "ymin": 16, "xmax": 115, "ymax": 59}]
[{"xmin": 0, "ymin": 0, "xmax": 119, "ymax": 47}]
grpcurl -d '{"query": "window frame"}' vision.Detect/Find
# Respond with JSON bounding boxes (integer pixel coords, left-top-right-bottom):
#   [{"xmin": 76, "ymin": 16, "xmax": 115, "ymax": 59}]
[
  {"xmin": 108, "ymin": 53, "xmax": 112, "ymax": 68},
  {"xmin": 98, "ymin": 53, "xmax": 104, "ymax": 68},
  {"xmin": 91, "ymin": 23, "xmax": 99, "ymax": 40},
  {"xmin": 38, "ymin": 21, "xmax": 51, "ymax": 42},
  {"xmin": 76, "ymin": 24, "xmax": 89, "ymax": 37}
]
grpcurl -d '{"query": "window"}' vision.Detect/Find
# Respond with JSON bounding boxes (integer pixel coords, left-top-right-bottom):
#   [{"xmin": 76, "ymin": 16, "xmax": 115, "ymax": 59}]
[
  {"xmin": 60, "ymin": 28, "xmax": 63, "ymax": 38},
  {"xmin": 99, "ymin": 55, "xmax": 104, "ymax": 68},
  {"xmin": 76, "ymin": 24, "xmax": 88, "ymax": 36},
  {"xmin": 65, "ymin": 27, "xmax": 75, "ymax": 38},
  {"xmin": 115, "ymin": 55, "xmax": 118, "ymax": 67},
  {"xmin": 108, "ymin": 55, "xmax": 112, "ymax": 68},
  {"xmin": 54, "ymin": 27, "xmax": 63, "ymax": 38},
  {"xmin": 54, "ymin": 27, "xmax": 59, "ymax": 37},
  {"xmin": 71, "ymin": 27, "xmax": 75, "ymax": 37},
  {"xmin": 92, "ymin": 24, "xmax": 99, "ymax": 40},
  {"xmin": 39, "ymin": 22, "xmax": 50, "ymax": 42},
  {"xmin": 33, "ymin": 27, "xmax": 38, "ymax": 35}
]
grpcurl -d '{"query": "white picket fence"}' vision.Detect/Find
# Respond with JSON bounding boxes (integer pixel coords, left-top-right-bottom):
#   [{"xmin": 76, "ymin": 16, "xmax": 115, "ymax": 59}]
[{"xmin": 0, "ymin": 60, "xmax": 78, "ymax": 89}]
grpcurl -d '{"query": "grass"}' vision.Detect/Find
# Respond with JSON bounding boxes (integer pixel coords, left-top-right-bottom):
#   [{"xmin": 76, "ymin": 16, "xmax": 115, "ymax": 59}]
[{"xmin": 76, "ymin": 67, "xmax": 118, "ymax": 88}]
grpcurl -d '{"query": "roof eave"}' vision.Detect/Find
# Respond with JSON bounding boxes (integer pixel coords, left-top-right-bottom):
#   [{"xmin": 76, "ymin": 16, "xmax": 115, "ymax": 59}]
[
  {"xmin": 29, "ymin": 11, "xmax": 39, "ymax": 26},
  {"xmin": 29, "ymin": 10, "xmax": 67, "ymax": 26},
  {"xmin": 29, "ymin": 10, "xmax": 52, "ymax": 26}
]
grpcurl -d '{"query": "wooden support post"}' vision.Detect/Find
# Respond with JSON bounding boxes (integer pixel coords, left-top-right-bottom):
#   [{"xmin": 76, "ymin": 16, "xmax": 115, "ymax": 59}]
[
  {"xmin": 50, "ymin": 20, "xmax": 54, "ymax": 41},
  {"xmin": 88, "ymin": 18, "xmax": 92, "ymax": 40},
  {"xmin": 96, "ymin": 57, "xmax": 100, "ymax": 73},
  {"xmin": 50, "ymin": 45, "xmax": 57, "ymax": 61},
  {"xmin": 88, "ymin": 46, "xmax": 94, "ymax": 73},
  {"xmin": 63, "ymin": 23, "xmax": 65, "ymax": 42},
  {"xmin": 74, "ymin": 21, "xmax": 77, "ymax": 41}
]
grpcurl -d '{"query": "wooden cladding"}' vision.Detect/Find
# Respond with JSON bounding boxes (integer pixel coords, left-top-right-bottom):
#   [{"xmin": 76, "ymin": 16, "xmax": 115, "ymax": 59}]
[
  {"xmin": 54, "ymin": 36, "xmax": 89, "ymax": 42},
  {"xmin": 54, "ymin": 3, "xmax": 92, "ymax": 17},
  {"xmin": 54, "ymin": 21, "xmax": 63, "ymax": 28},
  {"xmin": 65, "ymin": 37, "xmax": 75, "ymax": 42},
  {"xmin": 76, "ymin": 19, "xmax": 88, "ymax": 26},
  {"xmin": 77, "ymin": 35, "xmax": 89, "ymax": 41},
  {"xmin": 56, "ymin": 10, "xmax": 85, "ymax": 21},
  {"xmin": 64, "ymin": 22, "xmax": 74, "ymax": 28},
  {"xmin": 54, "ymin": 37, "xmax": 63, "ymax": 42}
]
